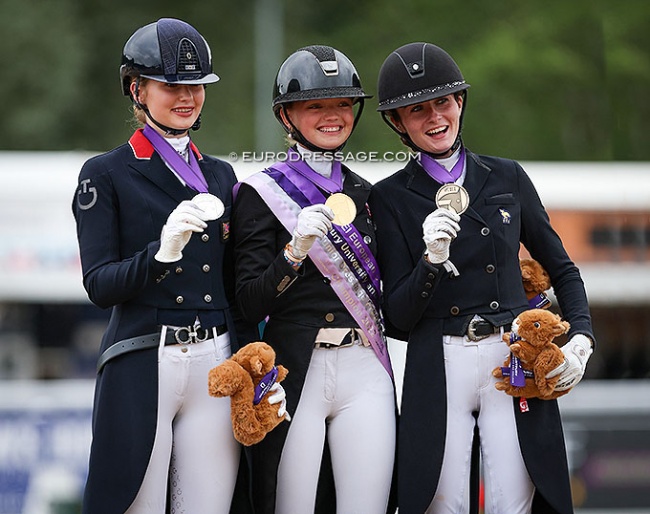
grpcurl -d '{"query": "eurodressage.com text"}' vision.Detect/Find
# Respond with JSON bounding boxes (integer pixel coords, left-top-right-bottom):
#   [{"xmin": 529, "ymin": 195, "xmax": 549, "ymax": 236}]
[{"xmin": 228, "ymin": 151, "xmax": 415, "ymax": 163}]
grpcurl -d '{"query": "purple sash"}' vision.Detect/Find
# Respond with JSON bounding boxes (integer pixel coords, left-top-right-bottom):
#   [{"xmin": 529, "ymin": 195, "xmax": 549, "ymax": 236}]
[
  {"xmin": 241, "ymin": 165, "xmax": 392, "ymax": 378},
  {"xmin": 143, "ymin": 124, "xmax": 208, "ymax": 192}
]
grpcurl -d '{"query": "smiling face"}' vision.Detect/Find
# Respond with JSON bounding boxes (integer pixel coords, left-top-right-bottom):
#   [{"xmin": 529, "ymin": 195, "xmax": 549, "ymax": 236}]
[
  {"xmin": 132, "ymin": 79, "xmax": 205, "ymax": 136},
  {"xmin": 282, "ymin": 97, "xmax": 355, "ymax": 150},
  {"xmin": 392, "ymin": 93, "xmax": 463, "ymax": 157}
]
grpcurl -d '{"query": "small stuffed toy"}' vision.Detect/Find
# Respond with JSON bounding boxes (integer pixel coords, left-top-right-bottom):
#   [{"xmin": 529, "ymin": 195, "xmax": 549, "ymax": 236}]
[
  {"xmin": 520, "ymin": 258, "xmax": 552, "ymax": 309},
  {"xmin": 493, "ymin": 309, "xmax": 570, "ymax": 400},
  {"xmin": 208, "ymin": 341, "xmax": 289, "ymax": 446}
]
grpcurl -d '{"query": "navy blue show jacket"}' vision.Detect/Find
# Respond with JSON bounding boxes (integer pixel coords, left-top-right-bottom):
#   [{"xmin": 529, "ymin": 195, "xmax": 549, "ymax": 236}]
[
  {"xmin": 368, "ymin": 151, "xmax": 594, "ymax": 514},
  {"xmin": 72, "ymin": 129, "xmax": 243, "ymax": 514}
]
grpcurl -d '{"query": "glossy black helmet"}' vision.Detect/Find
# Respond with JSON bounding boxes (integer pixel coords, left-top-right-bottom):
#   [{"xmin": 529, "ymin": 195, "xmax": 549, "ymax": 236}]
[
  {"xmin": 272, "ymin": 45, "xmax": 371, "ymax": 153},
  {"xmin": 120, "ymin": 18, "xmax": 219, "ymax": 96},
  {"xmin": 272, "ymin": 45, "xmax": 370, "ymax": 111},
  {"xmin": 377, "ymin": 42, "xmax": 469, "ymax": 112}
]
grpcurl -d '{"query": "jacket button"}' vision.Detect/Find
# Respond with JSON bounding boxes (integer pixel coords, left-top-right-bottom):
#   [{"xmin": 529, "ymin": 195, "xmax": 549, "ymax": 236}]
[
  {"xmin": 204, "ymin": 294, "xmax": 212, "ymax": 303},
  {"xmin": 201, "ymin": 234, "xmax": 210, "ymax": 242},
  {"xmin": 425, "ymin": 282, "xmax": 432, "ymax": 289},
  {"xmin": 486, "ymin": 264, "xmax": 495, "ymax": 273},
  {"xmin": 421, "ymin": 292, "xmax": 429, "ymax": 298},
  {"xmin": 175, "ymin": 266, "xmax": 183, "ymax": 274},
  {"xmin": 450, "ymin": 306, "xmax": 460, "ymax": 315},
  {"xmin": 481, "ymin": 227, "xmax": 490, "ymax": 236},
  {"xmin": 202, "ymin": 264, "xmax": 210, "ymax": 273},
  {"xmin": 176, "ymin": 296, "xmax": 184, "ymax": 304},
  {"xmin": 363, "ymin": 235, "xmax": 372, "ymax": 244},
  {"xmin": 325, "ymin": 313, "xmax": 335, "ymax": 322},
  {"xmin": 428, "ymin": 273, "xmax": 435, "ymax": 280},
  {"xmin": 490, "ymin": 301, "xmax": 499, "ymax": 310}
]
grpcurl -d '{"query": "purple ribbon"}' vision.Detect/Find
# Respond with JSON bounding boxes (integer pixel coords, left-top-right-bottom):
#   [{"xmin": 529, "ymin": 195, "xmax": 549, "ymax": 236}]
[
  {"xmin": 269, "ymin": 159, "xmax": 381, "ymax": 303},
  {"xmin": 418, "ymin": 148, "xmax": 466, "ymax": 184},
  {"xmin": 240, "ymin": 167, "xmax": 392, "ymax": 377},
  {"xmin": 142, "ymin": 125, "xmax": 208, "ymax": 193},
  {"xmin": 285, "ymin": 148, "xmax": 343, "ymax": 194},
  {"xmin": 528, "ymin": 292, "xmax": 551, "ymax": 310},
  {"xmin": 501, "ymin": 332, "xmax": 528, "ymax": 387},
  {"xmin": 253, "ymin": 366, "xmax": 279, "ymax": 405}
]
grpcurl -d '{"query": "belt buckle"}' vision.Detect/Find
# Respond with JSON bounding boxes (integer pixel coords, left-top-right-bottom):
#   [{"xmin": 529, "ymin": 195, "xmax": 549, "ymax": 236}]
[
  {"xmin": 467, "ymin": 319, "xmax": 489, "ymax": 342},
  {"xmin": 174, "ymin": 326, "xmax": 210, "ymax": 345},
  {"xmin": 338, "ymin": 330, "xmax": 356, "ymax": 348}
]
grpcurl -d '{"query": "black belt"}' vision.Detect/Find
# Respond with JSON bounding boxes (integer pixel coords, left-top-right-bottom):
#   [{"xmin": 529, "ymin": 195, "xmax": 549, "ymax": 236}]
[
  {"xmin": 466, "ymin": 319, "xmax": 500, "ymax": 341},
  {"xmin": 96, "ymin": 324, "xmax": 227, "ymax": 373}
]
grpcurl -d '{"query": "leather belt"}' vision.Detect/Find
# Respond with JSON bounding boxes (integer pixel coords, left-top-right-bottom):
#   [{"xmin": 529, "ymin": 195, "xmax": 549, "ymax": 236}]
[
  {"xmin": 466, "ymin": 319, "xmax": 499, "ymax": 342},
  {"xmin": 314, "ymin": 330, "xmax": 357, "ymax": 349},
  {"xmin": 96, "ymin": 324, "xmax": 227, "ymax": 373}
]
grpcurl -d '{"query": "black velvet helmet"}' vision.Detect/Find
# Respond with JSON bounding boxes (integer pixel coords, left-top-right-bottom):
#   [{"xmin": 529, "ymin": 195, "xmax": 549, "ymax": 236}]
[
  {"xmin": 377, "ymin": 42, "xmax": 469, "ymax": 112},
  {"xmin": 120, "ymin": 18, "xmax": 219, "ymax": 96}
]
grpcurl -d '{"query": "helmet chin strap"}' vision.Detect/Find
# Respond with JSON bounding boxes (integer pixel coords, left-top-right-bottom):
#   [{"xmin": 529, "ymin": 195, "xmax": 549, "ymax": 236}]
[
  {"xmin": 278, "ymin": 100, "xmax": 365, "ymax": 154},
  {"xmin": 132, "ymin": 78, "xmax": 201, "ymax": 137}
]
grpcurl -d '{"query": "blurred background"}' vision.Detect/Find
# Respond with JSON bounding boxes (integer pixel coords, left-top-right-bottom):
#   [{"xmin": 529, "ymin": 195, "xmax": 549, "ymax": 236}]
[{"xmin": 0, "ymin": 0, "xmax": 649, "ymax": 512}]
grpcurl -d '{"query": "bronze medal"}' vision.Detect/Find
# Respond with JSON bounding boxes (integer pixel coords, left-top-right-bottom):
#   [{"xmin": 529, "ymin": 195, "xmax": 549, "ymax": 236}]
[
  {"xmin": 325, "ymin": 193, "xmax": 357, "ymax": 226},
  {"xmin": 435, "ymin": 184, "xmax": 470, "ymax": 215}
]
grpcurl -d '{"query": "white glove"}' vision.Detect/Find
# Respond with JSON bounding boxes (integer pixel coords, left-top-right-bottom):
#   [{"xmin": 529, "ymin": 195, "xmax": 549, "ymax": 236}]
[
  {"xmin": 267, "ymin": 382, "xmax": 291, "ymax": 421},
  {"xmin": 422, "ymin": 208, "xmax": 461, "ymax": 264},
  {"xmin": 288, "ymin": 204, "xmax": 334, "ymax": 260},
  {"xmin": 546, "ymin": 334, "xmax": 593, "ymax": 391},
  {"xmin": 155, "ymin": 200, "xmax": 208, "ymax": 263}
]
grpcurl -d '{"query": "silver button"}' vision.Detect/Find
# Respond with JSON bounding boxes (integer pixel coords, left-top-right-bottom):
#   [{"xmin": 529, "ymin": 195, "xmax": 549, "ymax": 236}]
[
  {"xmin": 204, "ymin": 294, "xmax": 212, "ymax": 303},
  {"xmin": 201, "ymin": 234, "xmax": 210, "ymax": 242},
  {"xmin": 363, "ymin": 235, "xmax": 372, "ymax": 244},
  {"xmin": 486, "ymin": 264, "xmax": 495, "ymax": 273},
  {"xmin": 176, "ymin": 296, "xmax": 184, "ymax": 304},
  {"xmin": 481, "ymin": 227, "xmax": 490, "ymax": 236},
  {"xmin": 325, "ymin": 313, "xmax": 335, "ymax": 322},
  {"xmin": 490, "ymin": 301, "xmax": 499, "ymax": 310},
  {"xmin": 175, "ymin": 266, "xmax": 183, "ymax": 274},
  {"xmin": 202, "ymin": 264, "xmax": 210, "ymax": 273},
  {"xmin": 450, "ymin": 306, "xmax": 460, "ymax": 315}
]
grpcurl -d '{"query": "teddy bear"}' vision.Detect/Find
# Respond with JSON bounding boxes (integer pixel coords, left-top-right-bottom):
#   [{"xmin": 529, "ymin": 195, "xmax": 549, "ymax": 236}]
[
  {"xmin": 492, "ymin": 309, "xmax": 570, "ymax": 400},
  {"xmin": 208, "ymin": 341, "xmax": 289, "ymax": 446},
  {"xmin": 520, "ymin": 258, "xmax": 552, "ymax": 309}
]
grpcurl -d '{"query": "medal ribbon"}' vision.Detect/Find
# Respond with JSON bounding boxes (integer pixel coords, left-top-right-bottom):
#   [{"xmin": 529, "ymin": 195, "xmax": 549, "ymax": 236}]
[
  {"xmin": 253, "ymin": 366, "xmax": 279, "ymax": 405},
  {"xmin": 143, "ymin": 125, "xmax": 208, "ymax": 193},
  {"xmin": 268, "ymin": 160, "xmax": 381, "ymax": 304},
  {"xmin": 240, "ymin": 170, "xmax": 392, "ymax": 378},
  {"xmin": 419, "ymin": 147, "xmax": 466, "ymax": 184},
  {"xmin": 285, "ymin": 147, "xmax": 343, "ymax": 194}
]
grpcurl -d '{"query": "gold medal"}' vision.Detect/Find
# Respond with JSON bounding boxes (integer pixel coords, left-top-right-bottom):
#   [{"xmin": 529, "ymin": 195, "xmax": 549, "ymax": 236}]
[
  {"xmin": 435, "ymin": 184, "xmax": 470, "ymax": 215},
  {"xmin": 325, "ymin": 193, "xmax": 356, "ymax": 226},
  {"xmin": 192, "ymin": 193, "xmax": 225, "ymax": 221}
]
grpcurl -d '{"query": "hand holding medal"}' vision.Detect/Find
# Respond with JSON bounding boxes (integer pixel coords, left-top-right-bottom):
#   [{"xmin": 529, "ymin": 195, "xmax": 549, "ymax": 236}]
[
  {"xmin": 422, "ymin": 184, "xmax": 469, "ymax": 276},
  {"xmin": 192, "ymin": 193, "xmax": 225, "ymax": 221}
]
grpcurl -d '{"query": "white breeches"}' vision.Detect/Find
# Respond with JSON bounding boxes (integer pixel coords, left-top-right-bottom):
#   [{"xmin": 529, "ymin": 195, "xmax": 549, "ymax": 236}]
[
  {"xmin": 276, "ymin": 342, "xmax": 396, "ymax": 514},
  {"xmin": 426, "ymin": 331, "xmax": 535, "ymax": 514},
  {"xmin": 126, "ymin": 329, "xmax": 240, "ymax": 514}
]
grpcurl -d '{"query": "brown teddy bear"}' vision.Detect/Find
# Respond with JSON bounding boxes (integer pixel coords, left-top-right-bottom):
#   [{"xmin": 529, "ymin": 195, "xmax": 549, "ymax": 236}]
[
  {"xmin": 520, "ymin": 258, "xmax": 552, "ymax": 309},
  {"xmin": 208, "ymin": 341, "xmax": 289, "ymax": 446},
  {"xmin": 493, "ymin": 309, "xmax": 570, "ymax": 400}
]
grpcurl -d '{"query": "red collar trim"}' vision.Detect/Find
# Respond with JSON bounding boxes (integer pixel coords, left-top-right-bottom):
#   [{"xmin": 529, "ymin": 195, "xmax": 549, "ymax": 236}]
[{"xmin": 128, "ymin": 128, "xmax": 203, "ymax": 161}]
